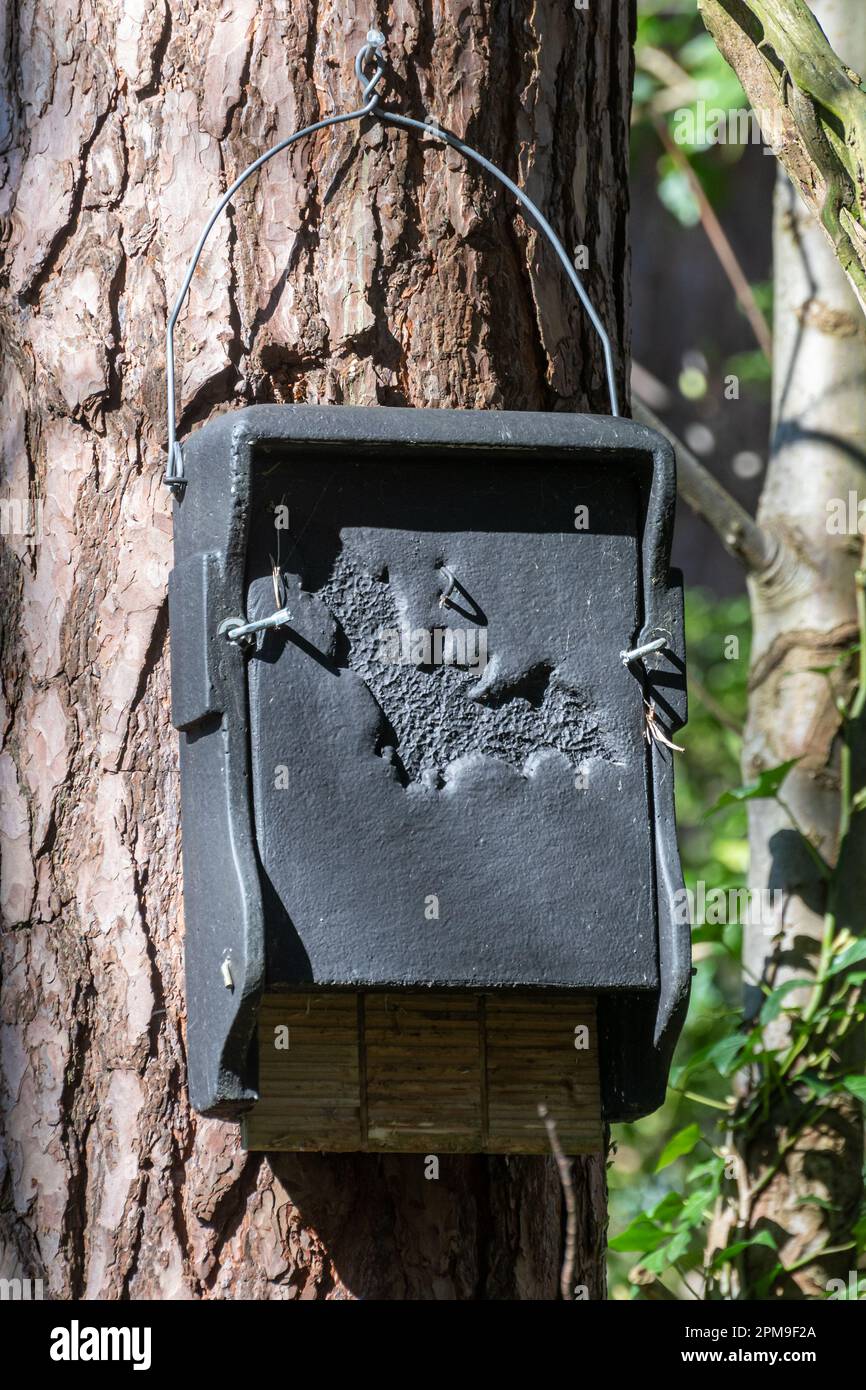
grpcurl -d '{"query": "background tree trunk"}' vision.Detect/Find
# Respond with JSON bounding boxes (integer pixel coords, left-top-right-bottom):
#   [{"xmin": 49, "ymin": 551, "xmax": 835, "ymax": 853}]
[
  {"xmin": 734, "ymin": 0, "xmax": 866, "ymax": 1302},
  {"xmin": 0, "ymin": 2, "xmax": 631, "ymax": 1299}
]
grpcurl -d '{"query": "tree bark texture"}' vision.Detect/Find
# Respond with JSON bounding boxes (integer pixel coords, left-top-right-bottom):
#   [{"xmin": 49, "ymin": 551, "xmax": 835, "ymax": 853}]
[{"xmin": 0, "ymin": 2, "xmax": 632, "ymax": 1299}]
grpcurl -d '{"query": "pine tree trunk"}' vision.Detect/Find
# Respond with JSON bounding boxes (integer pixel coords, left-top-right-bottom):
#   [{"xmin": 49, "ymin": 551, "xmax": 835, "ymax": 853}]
[{"xmin": 0, "ymin": 1, "xmax": 632, "ymax": 1299}]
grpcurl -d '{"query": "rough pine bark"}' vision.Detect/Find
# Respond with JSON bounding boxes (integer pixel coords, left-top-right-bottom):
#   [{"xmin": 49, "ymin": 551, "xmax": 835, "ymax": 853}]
[{"xmin": 0, "ymin": 1, "xmax": 632, "ymax": 1299}]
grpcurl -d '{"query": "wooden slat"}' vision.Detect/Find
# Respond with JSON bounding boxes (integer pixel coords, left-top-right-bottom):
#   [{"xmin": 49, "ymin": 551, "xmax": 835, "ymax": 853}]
[
  {"xmin": 485, "ymin": 996, "xmax": 601, "ymax": 1153},
  {"xmin": 364, "ymin": 994, "xmax": 482, "ymax": 1151},
  {"xmin": 244, "ymin": 993, "xmax": 362, "ymax": 1151},
  {"xmin": 242, "ymin": 990, "xmax": 602, "ymax": 1154}
]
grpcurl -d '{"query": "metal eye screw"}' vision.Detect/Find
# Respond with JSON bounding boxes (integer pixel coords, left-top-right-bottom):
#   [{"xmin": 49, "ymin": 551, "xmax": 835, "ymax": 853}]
[
  {"xmin": 620, "ymin": 635, "xmax": 667, "ymax": 666},
  {"xmin": 439, "ymin": 566, "xmax": 457, "ymax": 608},
  {"xmin": 219, "ymin": 607, "xmax": 293, "ymax": 648}
]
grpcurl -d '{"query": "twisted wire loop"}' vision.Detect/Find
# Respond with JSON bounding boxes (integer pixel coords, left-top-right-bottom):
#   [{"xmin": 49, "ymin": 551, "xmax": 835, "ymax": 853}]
[{"xmin": 164, "ymin": 32, "xmax": 619, "ymax": 490}]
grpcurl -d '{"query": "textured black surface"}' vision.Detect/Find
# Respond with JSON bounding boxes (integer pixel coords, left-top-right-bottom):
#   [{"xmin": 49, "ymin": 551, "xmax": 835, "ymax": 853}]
[
  {"xmin": 169, "ymin": 404, "xmax": 690, "ymax": 1120},
  {"xmin": 248, "ymin": 449, "xmax": 656, "ymax": 990}
]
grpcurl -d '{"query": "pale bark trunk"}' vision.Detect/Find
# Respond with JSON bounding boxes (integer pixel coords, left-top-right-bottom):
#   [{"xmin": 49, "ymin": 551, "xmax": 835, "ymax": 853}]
[
  {"xmin": 733, "ymin": 0, "xmax": 866, "ymax": 1302},
  {"xmin": 0, "ymin": 2, "xmax": 631, "ymax": 1299}
]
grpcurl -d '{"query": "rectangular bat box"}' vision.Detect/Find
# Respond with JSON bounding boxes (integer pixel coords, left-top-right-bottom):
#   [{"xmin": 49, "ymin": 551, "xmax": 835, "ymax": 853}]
[{"xmin": 169, "ymin": 404, "xmax": 689, "ymax": 1153}]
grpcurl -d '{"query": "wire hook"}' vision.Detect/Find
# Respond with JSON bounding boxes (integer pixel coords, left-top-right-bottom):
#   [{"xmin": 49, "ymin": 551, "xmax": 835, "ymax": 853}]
[
  {"xmin": 355, "ymin": 29, "xmax": 387, "ymax": 105},
  {"xmin": 164, "ymin": 32, "xmax": 620, "ymax": 490}
]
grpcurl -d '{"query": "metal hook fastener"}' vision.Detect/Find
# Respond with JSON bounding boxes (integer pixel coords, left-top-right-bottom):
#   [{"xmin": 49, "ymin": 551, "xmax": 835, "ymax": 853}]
[
  {"xmin": 355, "ymin": 29, "xmax": 387, "ymax": 104},
  {"xmin": 438, "ymin": 566, "xmax": 457, "ymax": 608},
  {"xmin": 219, "ymin": 607, "xmax": 293, "ymax": 647},
  {"xmin": 620, "ymin": 635, "xmax": 667, "ymax": 666}
]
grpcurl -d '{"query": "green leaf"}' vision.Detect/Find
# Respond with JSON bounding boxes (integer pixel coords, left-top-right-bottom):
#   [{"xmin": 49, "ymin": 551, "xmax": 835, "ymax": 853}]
[
  {"xmin": 652, "ymin": 1191, "xmax": 685, "ymax": 1224},
  {"xmin": 754, "ymin": 1263, "xmax": 785, "ymax": 1299},
  {"xmin": 686, "ymin": 1155, "xmax": 726, "ymax": 1188},
  {"xmin": 609, "ymin": 1216, "xmax": 668, "ymax": 1255},
  {"xmin": 839, "ymin": 1075, "xmax": 866, "ymax": 1103},
  {"xmin": 657, "ymin": 164, "xmax": 701, "ymax": 228},
  {"xmin": 705, "ymin": 1034, "xmax": 748, "ymax": 1077},
  {"xmin": 827, "ymin": 940, "xmax": 866, "ymax": 977},
  {"xmin": 671, "ymin": 1033, "xmax": 745, "ymax": 1085},
  {"xmin": 680, "ymin": 1188, "xmax": 716, "ymax": 1227},
  {"xmin": 798, "ymin": 1072, "xmax": 834, "ymax": 1100},
  {"xmin": 639, "ymin": 1230, "xmax": 695, "ymax": 1276},
  {"xmin": 691, "ymin": 920, "xmax": 726, "ymax": 945},
  {"xmin": 705, "ymin": 759, "xmax": 800, "ymax": 817},
  {"xmin": 709, "ymin": 1229, "xmax": 776, "ymax": 1271},
  {"xmin": 655, "ymin": 1123, "xmax": 702, "ymax": 1172},
  {"xmin": 760, "ymin": 978, "xmax": 812, "ymax": 1025},
  {"xmin": 725, "ymin": 349, "xmax": 771, "ymax": 386},
  {"xmin": 794, "ymin": 1193, "xmax": 835, "ymax": 1212}
]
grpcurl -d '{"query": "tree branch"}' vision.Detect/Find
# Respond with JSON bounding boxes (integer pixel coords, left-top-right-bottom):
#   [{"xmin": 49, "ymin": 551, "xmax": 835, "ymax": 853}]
[
  {"xmin": 698, "ymin": 0, "xmax": 866, "ymax": 313},
  {"xmin": 632, "ymin": 395, "xmax": 779, "ymax": 575}
]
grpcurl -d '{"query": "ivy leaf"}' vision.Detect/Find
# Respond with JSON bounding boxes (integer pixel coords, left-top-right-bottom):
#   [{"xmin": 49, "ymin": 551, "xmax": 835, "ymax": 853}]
[
  {"xmin": 705, "ymin": 759, "xmax": 800, "ymax": 818},
  {"xmin": 760, "ymin": 978, "xmax": 812, "ymax": 1025},
  {"xmin": 655, "ymin": 1123, "xmax": 702, "ymax": 1172}
]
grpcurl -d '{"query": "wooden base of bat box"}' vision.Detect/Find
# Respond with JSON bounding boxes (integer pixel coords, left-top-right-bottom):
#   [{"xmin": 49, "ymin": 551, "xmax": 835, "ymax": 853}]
[{"xmin": 242, "ymin": 992, "xmax": 603, "ymax": 1154}]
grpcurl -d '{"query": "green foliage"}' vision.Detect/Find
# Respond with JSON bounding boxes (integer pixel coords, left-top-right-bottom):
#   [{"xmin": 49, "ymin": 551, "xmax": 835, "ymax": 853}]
[
  {"xmin": 657, "ymin": 162, "xmax": 702, "ymax": 227},
  {"xmin": 608, "ymin": 588, "xmax": 749, "ymax": 1298},
  {"xmin": 705, "ymin": 757, "xmax": 798, "ymax": 815},
  {"xmin": 632, "ymin": 0, "xmax": 771, "ymax": 401},
  {"xmin": 673, "ymin": 589, "xmax": 749, "ymax": 897},
  {"xmin": 634, "ymin": 3, "xmax": 748, "ymax": 170},
  {"xmin": 655, "ymin": 1123, "xmax": 702, "ymax": 1172},
  {"xmin": 611, "ymin": 2, "xmax": 866, "ymax": 1299},
  {"xmin": 723, "ymin": 349, "xmax": 771, "ymax": 388},
  {"xmin": 608, "ymin": 574, "xmax": 866, "ymax": 1300}
]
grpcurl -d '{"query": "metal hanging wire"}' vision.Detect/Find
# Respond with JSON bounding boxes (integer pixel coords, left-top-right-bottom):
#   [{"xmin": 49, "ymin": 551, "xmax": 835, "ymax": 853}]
[{"xmin": 164, "ymin": 30, "xmax": 620, "ymax": 491}]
